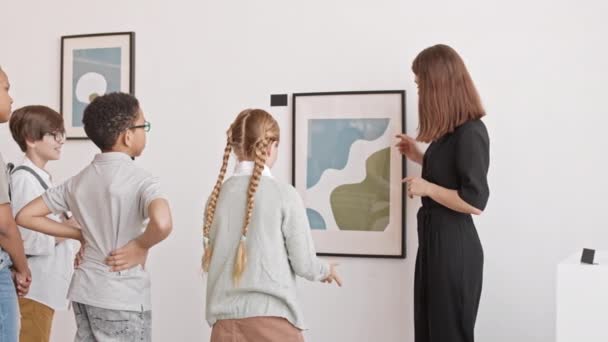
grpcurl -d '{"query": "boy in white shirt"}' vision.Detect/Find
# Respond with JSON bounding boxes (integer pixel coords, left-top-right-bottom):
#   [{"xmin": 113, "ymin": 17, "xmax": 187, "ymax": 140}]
[{"xmin": 9, "ymin": 105, "xmax": 79, "ymax": 342}]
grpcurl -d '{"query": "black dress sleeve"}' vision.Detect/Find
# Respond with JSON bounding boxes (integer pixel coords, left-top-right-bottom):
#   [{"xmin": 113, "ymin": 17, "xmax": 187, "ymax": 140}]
[{"xmin": 456, "ymin": 121, "xmax": 490, "ymax": 211}]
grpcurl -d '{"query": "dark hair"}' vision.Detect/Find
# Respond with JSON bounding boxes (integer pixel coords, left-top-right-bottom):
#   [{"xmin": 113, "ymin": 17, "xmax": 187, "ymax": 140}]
[
  {"xmin": 82, "ymin": 92, "xmax": 140, "ymax": 150},
  {"xmin": 412, "ymin": 44, "xmax": 485, "ymax": 142},
  {"xmin": 9, "ymin": 105, "xmax": 65, "ymax": 152}
]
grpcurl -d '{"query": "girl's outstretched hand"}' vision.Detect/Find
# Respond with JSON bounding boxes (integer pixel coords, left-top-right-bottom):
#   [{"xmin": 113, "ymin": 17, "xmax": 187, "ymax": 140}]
[{"xmin": 322, "ymin": 263, "xmax": 342, "ymax": 287}]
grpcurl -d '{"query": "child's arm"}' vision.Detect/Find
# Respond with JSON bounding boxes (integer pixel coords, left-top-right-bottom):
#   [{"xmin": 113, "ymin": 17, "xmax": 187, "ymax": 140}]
[
  {"xmin": 15, "ymin": 197, "xmax": 82, "ymax": 241},
  {"xmin": 282, "ymin": 186, "xmax": 341, "ymax": 286},
  {"xmin": 0, "ymin": 203, "xmax": 31, "ymax": 296},
  {"xmin": 105, "ymin": 198, "xmax": 172, "ymax": 272}
]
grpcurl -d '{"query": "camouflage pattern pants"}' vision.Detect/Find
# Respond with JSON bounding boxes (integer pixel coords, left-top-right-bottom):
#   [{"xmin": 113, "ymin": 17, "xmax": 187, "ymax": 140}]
[{"xmin": 73, "ymin": 302, "xmax": 151, "ymax": 342}]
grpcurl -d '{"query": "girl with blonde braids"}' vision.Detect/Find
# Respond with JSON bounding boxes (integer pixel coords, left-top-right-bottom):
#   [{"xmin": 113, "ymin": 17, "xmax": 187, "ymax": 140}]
[{"xmin": 203, "ymin": 109, "xmax": 341, "ymax": 342}]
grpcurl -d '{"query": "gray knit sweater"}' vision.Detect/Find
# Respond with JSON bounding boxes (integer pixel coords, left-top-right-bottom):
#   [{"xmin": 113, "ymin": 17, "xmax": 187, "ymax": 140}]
[{"xmin": 205, "ymin": 170, "xmax": 329, "ymax": 330}]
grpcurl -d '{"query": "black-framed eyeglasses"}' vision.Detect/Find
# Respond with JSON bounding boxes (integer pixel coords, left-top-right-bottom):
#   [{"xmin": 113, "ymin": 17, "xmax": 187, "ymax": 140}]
[
  {"xmin": 45, "ymin": 131, "xmax": 66, "ymax": 143},
  {"xmin": 129, "ymin": 120, "xmax": 151, "ymax": 132}
]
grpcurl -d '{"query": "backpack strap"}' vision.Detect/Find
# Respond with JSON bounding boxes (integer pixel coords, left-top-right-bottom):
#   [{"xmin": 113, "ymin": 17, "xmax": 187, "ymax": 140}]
[
  {"xmin": 6, "ymin": 163, "xmax": 14, "ymax": 200},
  {"xmin": 11, "ymin": 165, "xmax": 71, "ymax": 220},
  {"xmin": 10, "ymin": 165, "xmax": 52, "ymax": 258},
  {"xmin": 11, "ymin": 165, "xmax": 49, "ymax": 190}
]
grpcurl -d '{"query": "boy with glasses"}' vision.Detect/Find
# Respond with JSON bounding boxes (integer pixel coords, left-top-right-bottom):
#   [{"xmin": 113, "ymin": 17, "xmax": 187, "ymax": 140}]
[
  {"xmin": 16, "ymin": 93, "xmax": 173, "ymax": 342},
  {"xmin": 9, "ymin": 105, "xmax": 79, "ymax": 342}
]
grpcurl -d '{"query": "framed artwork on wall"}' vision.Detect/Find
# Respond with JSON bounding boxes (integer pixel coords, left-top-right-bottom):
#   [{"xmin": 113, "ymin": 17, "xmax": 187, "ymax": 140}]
[
  {"xmin": 61, "ymin": 32, "xmax": 135, "ymax": 139},
  {"xmin": 292, "ymin": 90, "xmax": 406, "ymax": 258}
]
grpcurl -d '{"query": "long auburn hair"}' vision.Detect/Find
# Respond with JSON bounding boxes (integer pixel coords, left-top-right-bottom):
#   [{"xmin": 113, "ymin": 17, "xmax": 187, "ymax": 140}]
[
  {"xmin": 202, "ymin": 109, "xmax": 280, "ymax": 285},
  {"xmin": 412, "ymin": 44, "xmax": 485, "ymax": 142}
]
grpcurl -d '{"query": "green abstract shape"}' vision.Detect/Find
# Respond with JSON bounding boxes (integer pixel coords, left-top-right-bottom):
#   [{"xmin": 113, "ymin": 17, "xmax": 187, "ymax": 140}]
[{"xmin": 330, "ymin": 148, "xmax": 390, "ymax": 231}]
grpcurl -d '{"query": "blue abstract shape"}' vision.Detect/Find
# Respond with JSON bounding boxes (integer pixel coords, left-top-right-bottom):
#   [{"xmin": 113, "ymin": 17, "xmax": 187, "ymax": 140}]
[
  {"xmin": 307, "ymin": 118, "xmax": 390, "ymax": 189},
  {"xmin": 72, "ymin": 47, "xmax": 122, "ymax": 127},
  {"xmin": 306, "ymin": 208, "xmax": 326, "ymax": 230}
]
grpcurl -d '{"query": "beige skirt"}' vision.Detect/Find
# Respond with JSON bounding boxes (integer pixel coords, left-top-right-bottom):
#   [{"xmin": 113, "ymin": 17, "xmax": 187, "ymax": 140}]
[{"xmin": 211, "ymin": 316, "xmax": 304, "ymax": 342}]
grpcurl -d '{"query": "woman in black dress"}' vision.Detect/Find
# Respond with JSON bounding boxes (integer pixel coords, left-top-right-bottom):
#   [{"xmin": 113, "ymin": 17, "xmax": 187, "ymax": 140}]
[{"xmin": 397, "ymin": 44, "xmax": 490, "ymax": 342}]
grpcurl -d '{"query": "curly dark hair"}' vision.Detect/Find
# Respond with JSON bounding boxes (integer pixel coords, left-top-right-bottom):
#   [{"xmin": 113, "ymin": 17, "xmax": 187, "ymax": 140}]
[{"xmin": 83, "ymin": 92, "xmax": 140, "ymax": 150}]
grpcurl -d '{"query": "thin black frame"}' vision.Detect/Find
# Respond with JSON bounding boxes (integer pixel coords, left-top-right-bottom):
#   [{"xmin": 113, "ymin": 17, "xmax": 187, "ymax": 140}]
[
  {"xmin": 60, "ymin": 31, "xmax": 135, "ymax": 140},
  {"xmin": 292, "ymin": 90, "xmax": 406, "ymax": 258}
]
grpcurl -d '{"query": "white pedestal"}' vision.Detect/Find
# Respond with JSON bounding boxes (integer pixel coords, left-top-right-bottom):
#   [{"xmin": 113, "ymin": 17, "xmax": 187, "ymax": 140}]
[{"xmin": 557, "ymin": 251, "xmax": 608, "ymax": 342}]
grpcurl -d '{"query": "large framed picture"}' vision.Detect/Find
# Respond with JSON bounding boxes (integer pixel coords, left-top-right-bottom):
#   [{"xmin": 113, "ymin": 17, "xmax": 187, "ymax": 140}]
[
  {"xmin": 292, "ymin": 90, "xmax": 406, "ymax": 258},
  {"xmin": 61, "ymin": 32, "xmax": 135, "ymax": 139}
]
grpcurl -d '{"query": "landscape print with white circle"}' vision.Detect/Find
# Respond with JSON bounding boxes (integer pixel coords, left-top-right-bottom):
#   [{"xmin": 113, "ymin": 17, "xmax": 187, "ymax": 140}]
[{"xmin": 72, "ymin": 47, "xmax": 121, "ymax": 127}]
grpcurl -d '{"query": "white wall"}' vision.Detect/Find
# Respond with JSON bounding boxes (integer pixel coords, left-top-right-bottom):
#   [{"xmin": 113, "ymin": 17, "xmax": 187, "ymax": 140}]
[{"xmin": 1, "ymin": 0, "xmax": 607, "ymax": 341}]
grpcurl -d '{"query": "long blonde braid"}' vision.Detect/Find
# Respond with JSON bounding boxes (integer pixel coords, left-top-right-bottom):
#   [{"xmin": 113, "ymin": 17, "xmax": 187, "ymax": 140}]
[
  {"xmin": 203, "ymin": 109, "xmax": 279, "ymax": 286},
  {"xmin": 202, "ymin": 129, "xmax": 234, "ymax": 272},
  {"xmin": 232, "ymin": 135, "xmax": 273, "ymax": 284}
]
